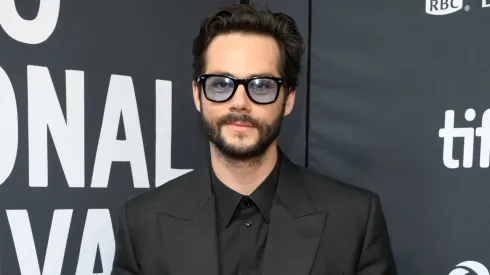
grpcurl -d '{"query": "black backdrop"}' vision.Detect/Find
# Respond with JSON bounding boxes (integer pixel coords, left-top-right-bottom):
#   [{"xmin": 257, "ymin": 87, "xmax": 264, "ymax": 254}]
[{"xmin": 1, "ymin": 0, "xmax": 490, "ymax": 274}]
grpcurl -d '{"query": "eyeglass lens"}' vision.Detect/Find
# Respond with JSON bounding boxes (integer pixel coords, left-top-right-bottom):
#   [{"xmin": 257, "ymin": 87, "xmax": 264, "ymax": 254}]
[{"xmin": 204, "ymin": 76, "xmax": 278, "ymax": 103}]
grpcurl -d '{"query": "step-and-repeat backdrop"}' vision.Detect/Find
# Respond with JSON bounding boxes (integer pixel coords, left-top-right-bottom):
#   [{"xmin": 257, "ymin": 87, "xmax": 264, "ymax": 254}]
[
  {"xmin": 307, "ymin": 0, "xmax": 490, "ymax": 274},
  {"xmin": 1, "ymin": 0, "xmax": 489, "ymax": 274}
]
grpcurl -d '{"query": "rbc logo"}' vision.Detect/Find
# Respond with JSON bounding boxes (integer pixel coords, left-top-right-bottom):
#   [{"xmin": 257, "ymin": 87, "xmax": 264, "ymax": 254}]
[{"xmin": 426, "ymin": 0, "xmax": 463, "ymax": 15}]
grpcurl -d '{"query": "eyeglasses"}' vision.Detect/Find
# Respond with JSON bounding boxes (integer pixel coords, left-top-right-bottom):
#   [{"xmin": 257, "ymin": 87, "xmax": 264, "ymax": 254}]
[{"xmin": 195, "ymin": 74, "xmax": 284, "ymax": 104}]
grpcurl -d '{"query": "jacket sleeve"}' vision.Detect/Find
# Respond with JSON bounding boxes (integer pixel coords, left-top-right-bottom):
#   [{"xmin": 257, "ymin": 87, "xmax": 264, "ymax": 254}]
[
  {"xmin": 111, "ymin": 200, "xmax": 141, "ymax": 275},
  {"xmin": 357, "ymin": 194, "xmax": 398, "ymax": 275}
]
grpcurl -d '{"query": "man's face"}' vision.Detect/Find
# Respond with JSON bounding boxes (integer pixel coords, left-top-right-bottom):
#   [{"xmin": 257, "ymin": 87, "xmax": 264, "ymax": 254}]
[{"xmin": 192, "ymin": 33, "xmax": 295, "ymax": 161}]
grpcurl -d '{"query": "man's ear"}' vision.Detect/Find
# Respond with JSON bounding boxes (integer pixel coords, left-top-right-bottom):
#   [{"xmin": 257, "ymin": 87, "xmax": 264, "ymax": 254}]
[
  {"xmin": 192, "ymin": 80, "xmax": 201, "ymax": 112},
  {"xmin": 283, "ymin": 88, "xmax": 296, "ymax": 117}
]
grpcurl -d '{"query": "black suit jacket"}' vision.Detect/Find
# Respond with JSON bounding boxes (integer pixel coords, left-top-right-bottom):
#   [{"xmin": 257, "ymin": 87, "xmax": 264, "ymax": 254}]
[{"xmin": 111, "ymin": 153, "xmax": 397, "ymax": 275}]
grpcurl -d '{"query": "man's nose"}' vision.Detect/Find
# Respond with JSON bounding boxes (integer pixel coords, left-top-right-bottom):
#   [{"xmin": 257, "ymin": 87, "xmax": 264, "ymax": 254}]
[{"xmin": 228, "ymin": 84, "xmax": 252, "ymax": 112}]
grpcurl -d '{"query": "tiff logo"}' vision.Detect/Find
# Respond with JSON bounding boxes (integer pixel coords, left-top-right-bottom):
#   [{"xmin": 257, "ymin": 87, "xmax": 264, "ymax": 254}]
[
  {"xmin": 439, "ymin": 109, "xmax": 490, "ymax": 169},
  {"xmin": 426, "ymin": 0, "xmax": 490, "ymax": 15}
]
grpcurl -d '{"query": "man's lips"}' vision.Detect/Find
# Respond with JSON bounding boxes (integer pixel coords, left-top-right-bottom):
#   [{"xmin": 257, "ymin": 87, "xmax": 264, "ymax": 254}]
[{"xmin": 226, "ymin": 122, "xmax": 252, "ymax": 127}]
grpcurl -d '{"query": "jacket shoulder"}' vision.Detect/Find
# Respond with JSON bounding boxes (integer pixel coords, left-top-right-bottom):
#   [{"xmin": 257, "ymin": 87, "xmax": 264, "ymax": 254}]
[
  {"xmin": 296, "ymin": 166, "xmax": 378, "ymax": 212},
  {"xmin": 122, "ymin": 168, "xmax": 202, "ymax": 213}
]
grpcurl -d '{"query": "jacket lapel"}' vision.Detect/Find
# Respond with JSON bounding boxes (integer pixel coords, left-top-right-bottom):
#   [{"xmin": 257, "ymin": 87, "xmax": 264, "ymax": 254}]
[
  {"xmin": 262, "ymin": 154, "xmax": 328, "ymax": 275},
  {"xmin": 156, "ymin": 165, "xmax": 220, "ymax": 275}
]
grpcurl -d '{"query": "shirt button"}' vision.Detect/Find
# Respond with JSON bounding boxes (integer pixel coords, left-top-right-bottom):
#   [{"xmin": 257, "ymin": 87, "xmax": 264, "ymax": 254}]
[{"xmin": 245, "ymin": 220, "xmax": 252, "ymax": 227}]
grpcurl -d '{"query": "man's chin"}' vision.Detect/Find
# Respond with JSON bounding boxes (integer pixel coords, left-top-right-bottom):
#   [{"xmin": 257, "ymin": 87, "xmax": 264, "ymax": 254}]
[
  {"xmin": 221, "ymin": 143, "xmax": 256, "ymax": 155},
  {"xmin": 220, "ymin": 134, "xmax": 256, "ymax": 146},
  {"xmin": 221, "ymin": 128, "xmax": 257, "ymax": 140},
  {"xmin": 214, "ymin": 142, "xmax": 263, "ymax": 159}
]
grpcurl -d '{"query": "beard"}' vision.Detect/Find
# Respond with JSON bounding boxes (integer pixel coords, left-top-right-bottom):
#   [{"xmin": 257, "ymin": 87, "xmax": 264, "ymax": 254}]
[{"xmin": 200, "ymin": 99, "xmax": 286, "ymax": 162}]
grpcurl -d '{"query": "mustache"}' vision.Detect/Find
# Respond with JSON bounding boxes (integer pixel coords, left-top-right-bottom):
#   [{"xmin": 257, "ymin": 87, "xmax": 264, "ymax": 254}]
[{"xmin": 217, "ymin": 113, "xmax": 261, "ymax": 128}]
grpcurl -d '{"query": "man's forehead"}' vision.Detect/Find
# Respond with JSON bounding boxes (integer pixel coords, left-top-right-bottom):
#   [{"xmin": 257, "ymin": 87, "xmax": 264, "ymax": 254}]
[{"xmin": 204, "ymin": 35, "xmax": 281, "ymax": 78}]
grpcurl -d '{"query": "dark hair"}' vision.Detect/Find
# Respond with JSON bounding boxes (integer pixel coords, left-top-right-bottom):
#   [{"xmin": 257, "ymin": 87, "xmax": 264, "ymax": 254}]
[{"xmin": 192, "ymin": 4, "xmax": 304, "ymax": 89}]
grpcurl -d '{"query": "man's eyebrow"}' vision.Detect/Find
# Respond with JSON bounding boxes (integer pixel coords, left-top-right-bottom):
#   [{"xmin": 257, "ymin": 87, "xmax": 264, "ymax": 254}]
[{"xmin": 247, "ymin": 73, "xmax": 279, "ymax": 78}]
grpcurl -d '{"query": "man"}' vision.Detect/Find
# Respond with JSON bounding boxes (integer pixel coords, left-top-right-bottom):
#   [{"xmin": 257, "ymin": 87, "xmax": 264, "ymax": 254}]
[{"xmin": 111, "ymin": 4, "xmax": 397, "ymax": 275}]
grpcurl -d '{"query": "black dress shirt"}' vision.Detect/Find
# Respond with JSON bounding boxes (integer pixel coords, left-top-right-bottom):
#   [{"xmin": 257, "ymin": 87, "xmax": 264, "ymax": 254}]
[{"xmin": 210, "ymin": 156, "xmax": 281, "ymax": 275}]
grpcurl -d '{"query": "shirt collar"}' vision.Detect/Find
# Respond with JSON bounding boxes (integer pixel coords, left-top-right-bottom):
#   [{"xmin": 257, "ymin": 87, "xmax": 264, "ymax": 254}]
[{"xmin": 210, "ymin": 155, "xmax": 281, "ymax": 226}]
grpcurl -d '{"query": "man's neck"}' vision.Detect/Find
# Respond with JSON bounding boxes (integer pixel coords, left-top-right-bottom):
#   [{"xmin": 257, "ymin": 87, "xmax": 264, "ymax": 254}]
[{"xmin": 209, "ymin": 143, "xmax": 279, "ymax": 196}]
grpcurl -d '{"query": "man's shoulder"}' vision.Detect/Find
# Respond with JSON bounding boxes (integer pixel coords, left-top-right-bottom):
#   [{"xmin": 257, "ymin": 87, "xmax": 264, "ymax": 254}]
[
  {"xmin": 296, "ymin": 165, "xmax": 377, "ymax": 211},
  {"xmin": 120, "ymin": 162, "xmax": 379, "ymax": 215},
  {"xmin": 122, "ymin": 168, "xmax": 202, "ymax": 212}
]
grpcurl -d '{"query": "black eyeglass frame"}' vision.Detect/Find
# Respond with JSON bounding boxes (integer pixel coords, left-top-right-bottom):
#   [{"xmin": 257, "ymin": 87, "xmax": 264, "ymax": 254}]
[{"xmin": 195, "ymin": 74, "xmax": 285, "ymax": 105}]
